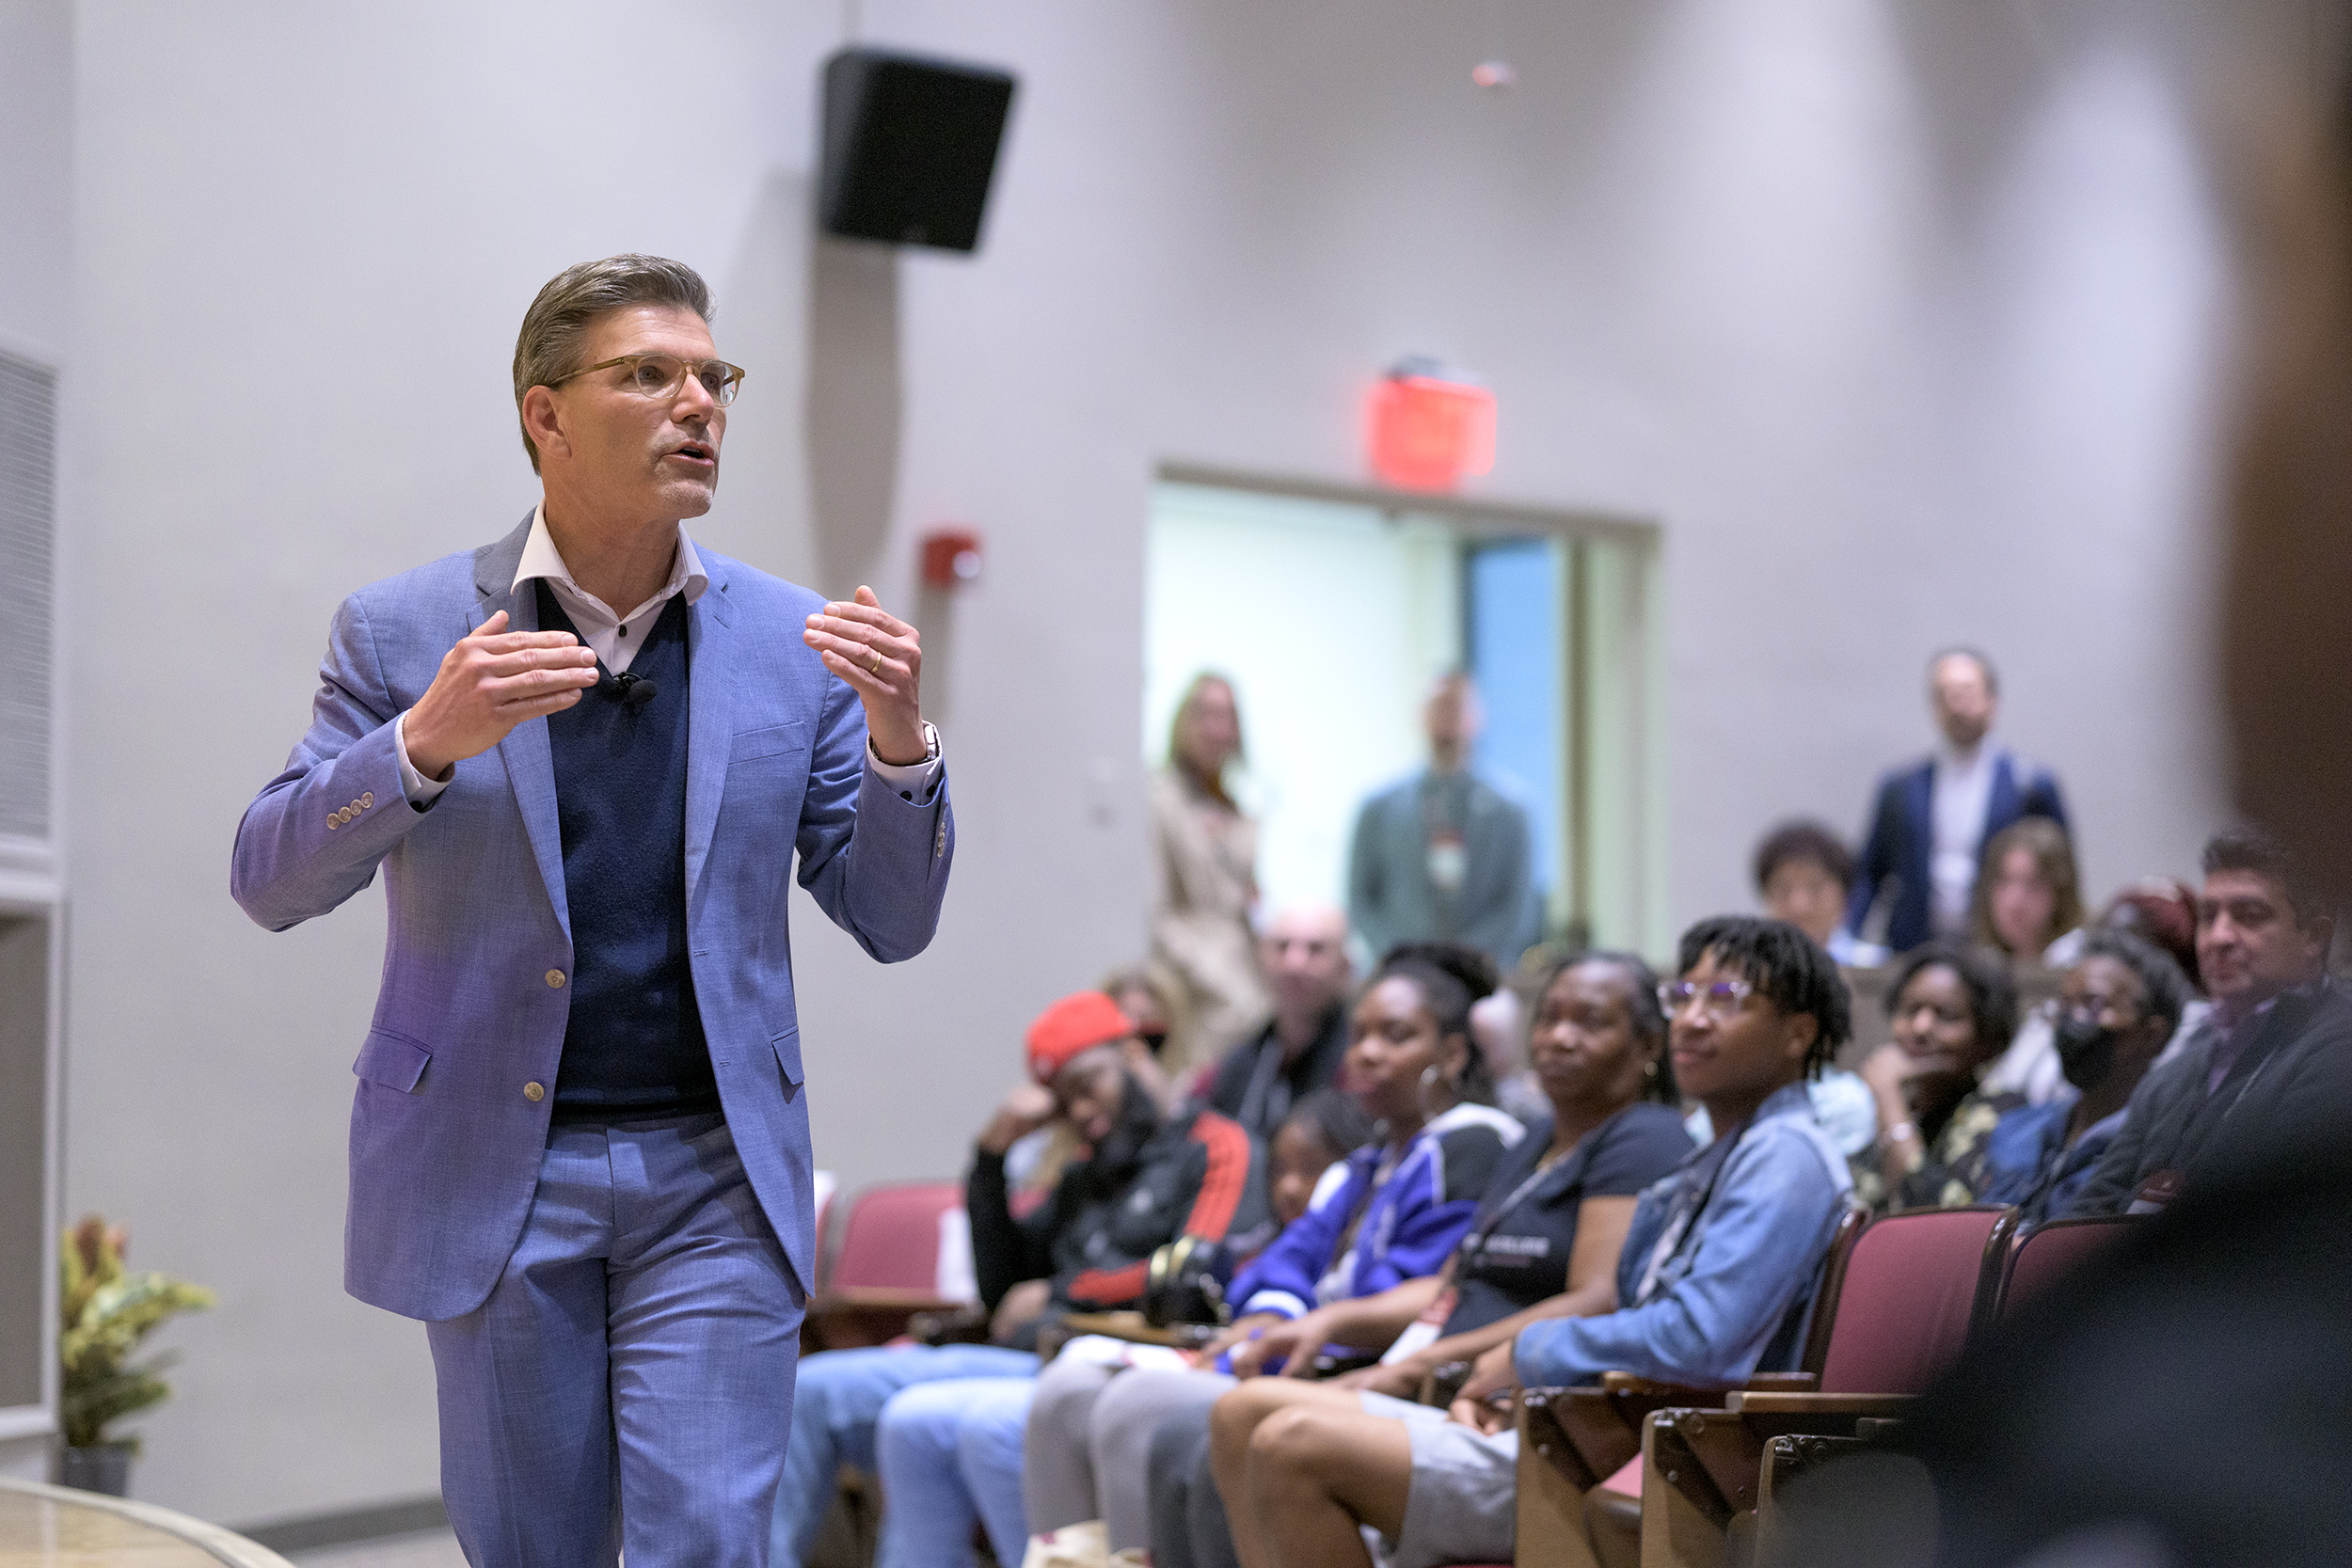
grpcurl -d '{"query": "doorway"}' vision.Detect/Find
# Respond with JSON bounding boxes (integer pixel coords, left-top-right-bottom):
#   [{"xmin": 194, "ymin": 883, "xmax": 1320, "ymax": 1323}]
[{"xmin": 1142, "ymin": 464, "xmax": 1668, "ymax": 963}]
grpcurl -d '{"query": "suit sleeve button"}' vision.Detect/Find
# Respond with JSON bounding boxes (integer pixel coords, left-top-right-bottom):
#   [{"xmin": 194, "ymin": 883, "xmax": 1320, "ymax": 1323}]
[
  {"xmin": 546, "ymin": 969, "xmax": 566, "ymax": 988},
  {"xmin": 361, "ymin": 792, "xmax": 374, "ymax": 809},
  {"xmin": 523, "ymin": 1082, "xmax": 546, "ymax": 1101}
]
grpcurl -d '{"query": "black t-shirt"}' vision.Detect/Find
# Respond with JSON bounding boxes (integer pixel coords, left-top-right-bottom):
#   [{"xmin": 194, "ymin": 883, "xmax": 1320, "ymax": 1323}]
[
  {"xmin": 1442, "ymin": 1101, "xmax": 1694, "ymax": 1337},
  {"xmin": 1203, "ymin": 1003, "xmax": 1351, "ymax": 1146}
]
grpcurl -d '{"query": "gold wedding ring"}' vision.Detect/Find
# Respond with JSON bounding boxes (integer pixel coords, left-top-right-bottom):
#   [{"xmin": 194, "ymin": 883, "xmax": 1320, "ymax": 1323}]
[{"xmin": 866, "ymin": 646, "xmax": 883, "ymax": 674}]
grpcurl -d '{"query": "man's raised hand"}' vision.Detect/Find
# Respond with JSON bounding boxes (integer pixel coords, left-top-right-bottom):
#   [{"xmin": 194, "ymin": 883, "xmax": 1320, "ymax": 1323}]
[
  {"xmin": 803, "ymin": 586, "xmax": 926, "ymax": 766},
  {"xmin": 404, "ymin": 610, "xmax": 600, "ymax": 781}
]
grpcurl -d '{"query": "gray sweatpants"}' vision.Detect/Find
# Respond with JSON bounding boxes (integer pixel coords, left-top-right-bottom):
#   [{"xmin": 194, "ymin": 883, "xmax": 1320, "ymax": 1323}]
[{"xmin": 1023, "ymin": 1357, "xmax": 1236, "ymax": 1549}]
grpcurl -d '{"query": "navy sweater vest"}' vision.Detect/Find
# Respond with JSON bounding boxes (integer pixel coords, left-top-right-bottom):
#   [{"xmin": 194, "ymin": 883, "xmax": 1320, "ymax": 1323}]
[{"xmin": 535, "ymin": 581, "xmax": 716, "ymax": 1119}]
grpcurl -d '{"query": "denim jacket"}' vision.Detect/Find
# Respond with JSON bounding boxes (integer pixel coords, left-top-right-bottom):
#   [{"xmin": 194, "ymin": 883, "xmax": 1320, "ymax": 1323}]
[{"xmin": 1513, "ymin": 1081, "xmax": 1852, "ymax": 1387}]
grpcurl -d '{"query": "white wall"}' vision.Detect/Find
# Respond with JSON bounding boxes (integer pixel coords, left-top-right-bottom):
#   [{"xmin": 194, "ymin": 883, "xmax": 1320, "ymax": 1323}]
[{"xmin": 56, "ymin": 0, "xmax": 2317, "ymax": 1526}]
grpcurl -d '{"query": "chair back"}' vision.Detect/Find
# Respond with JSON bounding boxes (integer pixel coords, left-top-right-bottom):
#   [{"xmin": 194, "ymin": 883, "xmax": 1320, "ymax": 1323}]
[
  {"xmin": 1795, "ymin": 1204, "xmax": 1869, "ymax": 1377},
  {"xmin": 1818, "ymin": 1206, "xmax": 2018, "ymax": 1394},
  {"xmin": 1998, "ymin": 1215, "xmax": 2137, "ymax": 1318},
  {"xmin": 830, "ymin": 1181, "xmax": 966, "ymax": 1292}
]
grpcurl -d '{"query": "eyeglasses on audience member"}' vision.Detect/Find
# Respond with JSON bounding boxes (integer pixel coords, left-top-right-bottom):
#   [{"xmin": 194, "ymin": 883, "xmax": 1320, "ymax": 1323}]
[
  {"xmin": 1657, "ymin": 976, "xmax": 1756, "ymax": 1020},
  {"xmin": 552, "ymin": 352, "xmax": 746, "ymax": 406}
]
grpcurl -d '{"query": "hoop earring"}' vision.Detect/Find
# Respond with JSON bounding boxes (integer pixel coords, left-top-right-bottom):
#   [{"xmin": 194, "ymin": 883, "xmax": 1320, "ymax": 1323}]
[
  {"xmin": 1644, "ymin": 1059, "xmax": 1659, "ymax": 1080},
  {"xmin": 1419, "ymin": 1066, "xmax": 1440, "ymax": 1088}
]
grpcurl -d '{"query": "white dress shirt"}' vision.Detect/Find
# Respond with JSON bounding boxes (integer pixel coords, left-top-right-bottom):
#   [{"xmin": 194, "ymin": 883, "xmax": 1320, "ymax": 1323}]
[
  {"xmin": 1928, "ymin": 738, "xmax": 1998, "ymax": 935},
  {"xmin": 394, "ymin": 507, "xmax": 941, "ymax": 803}
]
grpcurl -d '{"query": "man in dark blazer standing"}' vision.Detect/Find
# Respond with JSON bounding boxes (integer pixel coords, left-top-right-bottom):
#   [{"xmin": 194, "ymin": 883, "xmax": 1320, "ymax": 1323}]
[
  {"xmin": 1844, "ymin": 649, "xmax": 2068, "ymax": 955},
  {"xmin": 232, "ymin": 255, "xmax": 952, "ymax": 1566}
]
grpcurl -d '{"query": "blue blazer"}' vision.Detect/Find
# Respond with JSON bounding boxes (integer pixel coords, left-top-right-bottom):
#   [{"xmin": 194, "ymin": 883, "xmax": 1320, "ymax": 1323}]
[
  {"xmin": 231, "ymin": 517, "xmax": 952, "ymax": 1321},
  {"xmin": 1843, "ymin": 748, "xmax": 2065, "ymax": 955}
]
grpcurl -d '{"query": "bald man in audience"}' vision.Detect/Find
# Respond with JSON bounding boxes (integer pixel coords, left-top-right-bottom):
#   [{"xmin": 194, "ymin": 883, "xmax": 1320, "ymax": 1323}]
[{"xmin": 1199, "ymin": 905, "xmax": 1356, "ymax": 1145}]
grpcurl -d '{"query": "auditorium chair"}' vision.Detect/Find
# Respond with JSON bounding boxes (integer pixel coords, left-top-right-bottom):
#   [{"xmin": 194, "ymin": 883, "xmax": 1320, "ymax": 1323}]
[
  {"xmin": 1506, "ymin": 1205, "xmax": 1868, "ymax": 1568},
  {"xmin": 803, "ymin": 1180, "xmax": 974, "ymax": 1352},
  {"xmin": 1731, "ymin": 1212, "xmax": 2143, "ymax": 1564},
  {"xmin": 1993, "ymin": 1212, "xmax": 2137, "ymax": 1318},
  {"xmin": 1517, "ymin": 1205, "xmax": 2019, "ymax": 1568}
]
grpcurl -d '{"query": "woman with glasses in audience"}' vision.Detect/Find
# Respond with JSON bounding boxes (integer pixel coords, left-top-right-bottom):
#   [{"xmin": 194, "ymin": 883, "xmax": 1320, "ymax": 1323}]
[
  {"xmin": 1210, "ymin": 917, "xmax": 1853, "ymax": 1568},
  {"xmin": 1131, "ymin": 952, "xmax": 1692, "ymax": 1568},
  {"xmin": 1851, "ymin": 940, "xmax": 2020, "ymax": 1213}
]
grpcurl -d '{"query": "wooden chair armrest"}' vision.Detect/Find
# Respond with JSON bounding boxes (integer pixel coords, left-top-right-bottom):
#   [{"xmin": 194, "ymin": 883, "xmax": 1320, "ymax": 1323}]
[
  {"xmin": 1597, "ymin": 1371, "xmax": 1737, "ymax": 1400},
  {"xmin": 1740, "ymin": 1371, "xmax": 1820, "ymax": 1392},
  {"xmin": 810, "ymin": 1288, "xmax": 968, "ymax": 1313},
  {"xmin": 1723, "ymin": 1391, "xmax": 1918, "ymax": 1417}
]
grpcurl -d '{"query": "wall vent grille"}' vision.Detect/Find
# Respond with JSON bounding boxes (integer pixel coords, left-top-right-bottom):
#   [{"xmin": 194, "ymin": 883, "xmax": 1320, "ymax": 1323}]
[{"xmin": 0, "ymin": 351, "xmax": 56, "ymax": 842}]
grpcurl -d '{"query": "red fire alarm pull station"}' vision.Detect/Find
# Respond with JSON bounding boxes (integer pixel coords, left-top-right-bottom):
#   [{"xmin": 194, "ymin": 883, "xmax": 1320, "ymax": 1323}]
[
  {"xmin": 1366, "ymin": 361, "xmax": 1496, "ymax": 492},
  {"xmin": 921, "ymin": 529, "xmax": 984, "ymax": 587}
]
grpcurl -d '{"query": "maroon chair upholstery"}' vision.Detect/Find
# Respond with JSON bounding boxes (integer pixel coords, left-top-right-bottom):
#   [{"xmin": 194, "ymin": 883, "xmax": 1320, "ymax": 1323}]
[
  {"xmin": 831, "ymin": 1180, "xmax": 963, "ymax": 1291},
  {"xmin": 1997, "ymin": 1214, "xmax": 2137, "ymax": 1319},
  {"xmin": 803, "ymin": 1180, "xmax": 968, "ymax": 1351},
  {"xmin": 1817, "ymin": 1206, "xmax": 2018, "ymax": 1395}
]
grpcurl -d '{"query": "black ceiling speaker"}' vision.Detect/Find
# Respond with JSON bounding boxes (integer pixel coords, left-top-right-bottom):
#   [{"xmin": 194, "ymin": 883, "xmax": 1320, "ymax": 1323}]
[{"xmin": 819, "ymin": 47, "xmax": 1017, "ymax": 253}]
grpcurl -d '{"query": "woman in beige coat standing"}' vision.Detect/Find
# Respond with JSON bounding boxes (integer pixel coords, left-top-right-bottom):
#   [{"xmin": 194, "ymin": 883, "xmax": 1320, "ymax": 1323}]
[{"xmin": 1150, "ymin": 673, "xmax": 1272, "ymax": 1074}]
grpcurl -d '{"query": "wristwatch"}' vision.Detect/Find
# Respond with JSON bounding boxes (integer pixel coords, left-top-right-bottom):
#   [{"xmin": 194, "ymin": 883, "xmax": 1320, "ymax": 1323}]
[{"xmin": 869, "ymin": 721, "xmax": 941, "ymax": 768}]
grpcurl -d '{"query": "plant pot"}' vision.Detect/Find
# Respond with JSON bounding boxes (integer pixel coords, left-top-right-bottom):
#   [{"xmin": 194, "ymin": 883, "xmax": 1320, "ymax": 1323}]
[{"xmin": 59, "ymin": 1442, "xmax": 134, "ymax": 1497}]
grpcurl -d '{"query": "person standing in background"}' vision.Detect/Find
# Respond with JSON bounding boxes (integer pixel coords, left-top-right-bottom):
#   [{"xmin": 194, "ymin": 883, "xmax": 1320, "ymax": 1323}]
[
  {"xmin": 1844, "ymin": 648, "xmax": 2070, "ymax": 955},
  {"xmin": 1151, "ymin": 673, "xmax": 1272, "ymax": 1072},
  {"xmin": 1347, "ymin": 673, "xmax": 1540, "ymax": 973}
]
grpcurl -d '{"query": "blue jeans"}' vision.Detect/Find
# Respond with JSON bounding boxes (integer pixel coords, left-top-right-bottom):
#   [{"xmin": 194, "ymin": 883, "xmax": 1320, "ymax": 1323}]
[
  {"xmin": 424, "ymin": 1114, "xmax": 803, "ymax": 1568},
  {"xmin": 876, "ymin": 1377, "xmax": 1036, "ymax": 1568},
  {"xmin": 772, "ymin": 1344, "xmax": 1039, "ymax": 1568}
]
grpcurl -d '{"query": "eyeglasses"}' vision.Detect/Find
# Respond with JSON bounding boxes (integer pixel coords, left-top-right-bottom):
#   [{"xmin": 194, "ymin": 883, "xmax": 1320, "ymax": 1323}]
[
  {"xmin": 554, "ymin": 353, "xmax": 745, "ymax": 406},
  {"xmin": 1658, "ymin": 977, "xmax": 1756, "ymax": 1020}
]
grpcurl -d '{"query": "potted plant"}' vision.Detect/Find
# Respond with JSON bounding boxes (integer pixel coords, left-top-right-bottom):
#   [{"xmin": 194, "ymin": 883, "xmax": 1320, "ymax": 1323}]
[{"xmin": 57, "ymin": 1214, "xmax": 215, "ymax": 1497}]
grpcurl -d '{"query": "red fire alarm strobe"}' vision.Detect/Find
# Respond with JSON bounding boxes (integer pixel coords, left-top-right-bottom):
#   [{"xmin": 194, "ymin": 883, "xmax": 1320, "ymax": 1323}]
[
  {"xmin": 921, "ymin": 529, "xmax": 984, "ymax": 587},
  {"xmin": 1367, "ymin": 360, "xmax": 1496, "ymax": 492}
]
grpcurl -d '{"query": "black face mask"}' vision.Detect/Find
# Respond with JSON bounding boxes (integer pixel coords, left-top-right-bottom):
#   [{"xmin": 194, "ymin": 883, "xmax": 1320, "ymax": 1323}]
[
  {"xmin": 1083, "ymin": 1070, "xmax": 1163, "ymax": 1188},
  {"xmin": 2054, "ymin": 1012, "xmax": 2121, "ymax": 1092}
]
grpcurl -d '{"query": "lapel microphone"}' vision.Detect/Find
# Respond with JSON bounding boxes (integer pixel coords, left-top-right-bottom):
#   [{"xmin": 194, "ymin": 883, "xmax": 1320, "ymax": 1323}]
[{"xmin": 600, "ymin": 667, "xmax": 659, "ymax": 708}]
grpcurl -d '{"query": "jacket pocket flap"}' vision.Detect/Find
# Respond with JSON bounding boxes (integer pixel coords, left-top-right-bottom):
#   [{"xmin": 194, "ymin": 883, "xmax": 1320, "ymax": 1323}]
[
  {"xmin": 354, "ymin": 1029, "xmax": 431, "ymax": 1093},
  {"xmin": 771, "ymin": 1028, "xmax": 803, "ymax": 1086},
  {"xmin": 730, "ymin": 721, "xmax": 815, "ymax": 766}
]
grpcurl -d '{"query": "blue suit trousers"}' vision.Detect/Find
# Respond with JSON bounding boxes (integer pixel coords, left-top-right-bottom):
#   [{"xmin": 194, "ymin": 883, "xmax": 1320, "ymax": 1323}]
[{"xmin": 425, "ymin": 1114, "xmax": 803, "ymax": 1567}]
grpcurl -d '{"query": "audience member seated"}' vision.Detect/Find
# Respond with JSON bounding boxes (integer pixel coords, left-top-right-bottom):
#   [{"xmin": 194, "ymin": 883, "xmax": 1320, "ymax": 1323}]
[
  {"xmin": 1009, "ymin": 969, "xmax": 1187, "ymax": 1204},
  {"xmin": 1470, "ymin": 984, "xmax": 1552, "ymax": 1127},
  {"xmin": 2067, "ymin": 828, "xmax": 2346, "ymax": 1217},
  {"xmin": 1985, "ymin": 879, "xmax": 2206, "ymax": 1111},
  {"xmin": 771, "ymin": 992, "xmax": 1266, "ymax": 1568},
  {"xmin": 1846, "ymin": 648, "xmax": 2070, "ymax": 954},
  {"xmin": 1971, "ymin": 815, "xmax": 2087, "ymax": 968},
  {"xmin": 1958, "ymin": 930, "xmax": 2188, "ymax": 1225},
  {"xmin": 1208, "ymin": 916, "xmax": 1855, "ymax": 1568},
  {"xmin": 1135, "ymin": 953, "xmax": 1693, "ymax": 1568},
  {"xmin": 1021, "ymin": 946, "xmax": 1527, "ymax": 1553},
  {"xmin": 1850, "ymin": 941, "xmax": 2020, "ymax": 1213},
  {"xmin": 1197, "ymin": 904, "xmax": 1355, "ymax": 1145},
  {"xmin": 1263, "ymin": 1086, "xmax": 1377, "ymax": 1229},
  {"xmin": 1756, "ymin": 818, "xmax": 1884, "ymax": 966}
]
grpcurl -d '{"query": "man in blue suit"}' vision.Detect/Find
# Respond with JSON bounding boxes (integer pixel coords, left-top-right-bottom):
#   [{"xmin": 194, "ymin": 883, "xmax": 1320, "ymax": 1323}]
[
  {"xmin": 231, "ymin": 255, "xmax": 952, "ymax": 1566},
  {"xmin": 1843, "ymin": 648, "xmax": 2067, "ymax": 956}
]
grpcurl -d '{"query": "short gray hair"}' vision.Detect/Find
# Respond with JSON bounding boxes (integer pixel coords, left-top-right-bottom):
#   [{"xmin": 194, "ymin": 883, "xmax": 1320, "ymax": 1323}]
[{"xmin": 513, "ymin": 254, "xmax": 714, "ymax": 471}]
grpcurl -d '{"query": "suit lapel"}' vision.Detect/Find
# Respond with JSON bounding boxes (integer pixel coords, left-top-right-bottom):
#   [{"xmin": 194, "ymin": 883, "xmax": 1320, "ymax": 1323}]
[
  {"xmin": 684, "ymin": 568, "xmax": 735, "ymax": 903},
  {"xmin": 473, "ymin": 515, "xmax": 570, "ymax": 942}
]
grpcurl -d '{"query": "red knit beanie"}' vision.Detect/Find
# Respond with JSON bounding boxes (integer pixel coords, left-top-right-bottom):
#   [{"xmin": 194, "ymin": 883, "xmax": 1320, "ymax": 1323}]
[{"xmin": 1025, "ymin": 992, "xmax": 1135, "ymax": 1084}]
